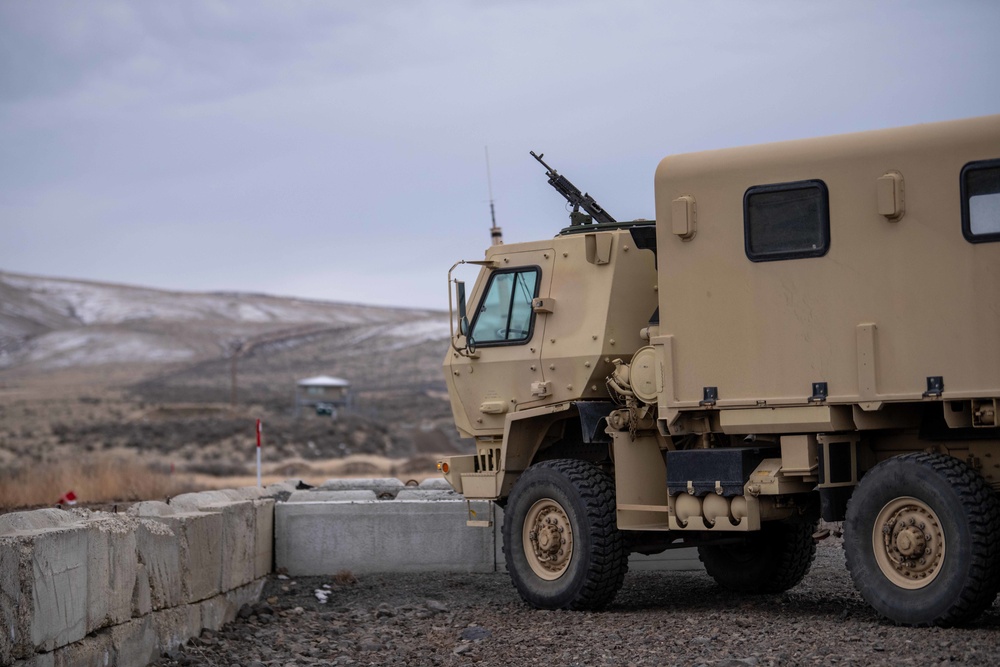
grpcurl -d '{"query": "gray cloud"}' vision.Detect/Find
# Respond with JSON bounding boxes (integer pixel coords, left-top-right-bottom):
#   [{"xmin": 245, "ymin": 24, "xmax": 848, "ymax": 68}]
[{"xmin": 2, "ymin": 0, "xmax": 998, "ymax": 308}]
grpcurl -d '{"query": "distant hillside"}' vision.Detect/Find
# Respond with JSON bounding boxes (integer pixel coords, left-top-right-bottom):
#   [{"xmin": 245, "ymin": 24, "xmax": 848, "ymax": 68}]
[
  {"xmin": 0, "ymin": 270, "xmax": 462, "ymax": 471},
  {"xmin": 0, "ymin": 270, "xmax": 449, "ymax": 378}
]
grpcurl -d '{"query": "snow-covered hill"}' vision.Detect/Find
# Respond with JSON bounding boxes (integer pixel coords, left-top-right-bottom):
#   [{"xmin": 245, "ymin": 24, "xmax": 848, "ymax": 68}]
[{"xmin": 0, "ymin": 270, "xmax": 450, "ymax": 373}]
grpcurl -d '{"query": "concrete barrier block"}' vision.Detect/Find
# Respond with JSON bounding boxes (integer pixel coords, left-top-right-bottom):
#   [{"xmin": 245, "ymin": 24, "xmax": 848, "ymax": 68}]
[
  {"xmin": 150, "ymin": 605, "xmax": 200, "ymax": 654},
  {"xmin": 275, "ymin": 499, "xmax": 495, "ymax": 575},
  {"xmin": 135, "ymin": 519, "xmax": 182, "ymax": 611},
  {"xmin": 26, "ymin": 526, "xmax": 89, "ymax": 653},
  {"xmin": 200, "ymin": 502, "xmax": 255, "ymax": 592},
  {"xmin": 11, "ymin": 653, "xmax": 54, "ymax": 667},
  {"xmin": 320, "ymin": 478, "xmax": 404, "ymax": 496},
  {"xmin": 200, "ymin": 579, "xmax": 266, "ymax": 632},
  {"xmin": 220, "ymin": 487, "xmax": 268, "ymax": 502},
  {"xmin": 132, "ymin": 563, "xmax": 152, "ymax": 617},
  {"xmin": 0, "ymin": 510, "xmax": 77, "ymax": 535},
  {"xmin": 264, "ymin": 480, "xmax": 300, "ymax": 497},
  {"xmin": 168, "ymin": 491, "xmax": 233, "ymax": 512},
  {"xmin": 417, "ymin": 478, "xmax": 452, "ymax": 490},
  {"xmin": 0, "ymin": 537, "xmax": 28, "ymax": 664},
  {"xmin": 110, "ymin": 617, "xmax": 158, "ymax": 667},
  {"xmin": 128, "ymin": 500, "xmax": 175, "ymax": 518},
  {"xmin": 253, "ymin": 499, "xmax": 274, "ymax": 579},
  {"xmin": 394, "ymin": 489, "xmax": 460, "ymax": 501},
  {"xmin": 84, "ymin": 515, "xmax": 138, "ymax": 631},
  {"xmin": 287, "ymin": 490, "xmax": 377, "ymax": 502},
  {"xmin": 49, "ymin": 631, "xmax": 113, "ymax": 667},
  {"xmin": 164, "ymin": 511, "xmax": 224, "ymax": 603}
]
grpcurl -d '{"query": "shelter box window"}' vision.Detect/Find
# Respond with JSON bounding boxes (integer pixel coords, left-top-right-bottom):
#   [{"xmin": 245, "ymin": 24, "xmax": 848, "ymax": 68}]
[
  {"xmin": 962, "ymin": 158, "xmax": 1000, "ymax": 243},
  {"xmin": 470, "ymin": 268, "xmax": 540, "ymax": 346},
  {"xmin": 743, "ymin": 180, "xmax": 830, "ymax": 262}
]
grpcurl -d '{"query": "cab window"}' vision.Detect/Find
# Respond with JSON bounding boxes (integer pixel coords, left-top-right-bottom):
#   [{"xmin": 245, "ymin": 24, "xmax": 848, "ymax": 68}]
[
  {"xmin": 962, "ymin": 158, "xmax": 1000, "ymax": 243},
  {"xmin": 469, "ymin": 268, "xmax": 540, "ymax": 346}
]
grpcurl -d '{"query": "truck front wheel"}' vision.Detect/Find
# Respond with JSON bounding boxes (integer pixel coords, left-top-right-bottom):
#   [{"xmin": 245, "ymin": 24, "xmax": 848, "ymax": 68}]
[
  {"xmin": 502, "ymin": 459, "xmax": 628, "ymax": 610},
  {"xmin": 843, "ymin": 452, "xmax": 1000, "ymax": 626}
]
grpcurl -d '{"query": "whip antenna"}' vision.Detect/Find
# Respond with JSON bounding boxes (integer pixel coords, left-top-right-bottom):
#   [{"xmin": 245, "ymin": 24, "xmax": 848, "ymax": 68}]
[{"xmin": 485, "ymin": 146, "xmax": 503, "ymax": 245}]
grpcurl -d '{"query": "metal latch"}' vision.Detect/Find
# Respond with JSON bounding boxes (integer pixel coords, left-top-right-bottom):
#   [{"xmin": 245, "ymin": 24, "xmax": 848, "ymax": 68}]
[
  {"xmin": 532, "ymin": 297, "xmax": 554, "ymax": 314},
  {"xmin": 531, "ymin": 381, "xmax": 552, "ymax": 398}
]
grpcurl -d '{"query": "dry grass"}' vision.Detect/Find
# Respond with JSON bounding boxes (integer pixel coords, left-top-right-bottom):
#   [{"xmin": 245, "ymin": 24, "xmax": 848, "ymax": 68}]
[{"xmin": 0, "ymin": 454, "xmax": 197, "ymax": 510}]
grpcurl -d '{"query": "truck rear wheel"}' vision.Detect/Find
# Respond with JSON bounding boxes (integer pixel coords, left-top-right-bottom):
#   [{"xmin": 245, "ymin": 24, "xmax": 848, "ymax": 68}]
[
  {"xmin": 502, "ymin": 459, "xmax": 628, "ymax": 610},
  {"xmin": 843, "ymin": 452, "xmax": 1000, "ymax": 626},
  {"xmin": 697, "ymin": 517, "xmax": 817, "ymax": 593}
]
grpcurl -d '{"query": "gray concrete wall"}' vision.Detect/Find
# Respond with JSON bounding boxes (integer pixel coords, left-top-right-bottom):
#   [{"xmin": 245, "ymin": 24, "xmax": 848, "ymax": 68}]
[
  {"xmin": 0, "ymin": 483, "xmax": 292, "ymax": 667},
  {"xmin": 275, "ymin": 481, "xmax": 702, "ymax": 576},
  {"xmin": 2, "ymin": 477, "xmax": 703, "ymax": 667}
]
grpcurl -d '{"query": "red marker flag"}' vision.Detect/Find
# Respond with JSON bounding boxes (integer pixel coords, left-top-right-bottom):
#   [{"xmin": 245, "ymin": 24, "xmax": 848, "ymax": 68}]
[{"xmin": 255, "ymin": 419, "xmax": 263, "ymax": 488}]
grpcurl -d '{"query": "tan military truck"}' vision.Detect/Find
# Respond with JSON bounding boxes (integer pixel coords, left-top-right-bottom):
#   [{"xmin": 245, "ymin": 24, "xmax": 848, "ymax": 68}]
[{"xmin": 439, "ymin": 115, "xmax": 1000, "ymax": 626}]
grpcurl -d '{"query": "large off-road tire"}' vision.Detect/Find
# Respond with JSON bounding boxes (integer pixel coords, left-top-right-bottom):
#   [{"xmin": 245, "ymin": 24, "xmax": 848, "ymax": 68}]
[
  {"xmin": 698, "ymin": 517, "xmax": 818, "ymax": 593},
  {"xmin": 843, "ymin": 452, "xmax": 1000, "ymax": 626},
  {"xmin": 502, "ymin": 459, "xmax": 628, "ymax": 610}
]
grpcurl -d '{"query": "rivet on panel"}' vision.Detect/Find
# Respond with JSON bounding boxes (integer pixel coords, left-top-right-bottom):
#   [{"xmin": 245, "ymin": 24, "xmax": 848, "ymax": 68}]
[
  {"xmin": 566, "ymin": 385, "xmax": 573, "ymax": 391},
  {"xmin": 610, "ymin": 339, "xmax": 616, "ymax": 345},
  {"xmin": 562, "ymin": 252, "xmax": 568, "ymax": 258},
  {"xmin": 592, "ymin": 335, "xmax": 598, "ymax": 340},
  {"xmin": 584, "ymin": 361, "xmax": 591, "ymax": 368},
  {"xmin": 549, "ymin": 364, "xmax": 556, "ymax": 370}
]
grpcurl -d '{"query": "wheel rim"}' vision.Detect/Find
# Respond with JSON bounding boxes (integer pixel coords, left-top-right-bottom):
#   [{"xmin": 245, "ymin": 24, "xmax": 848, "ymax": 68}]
[
  {"xmin": 523, "ymin": 497, "xmax": 574, "ymax": 581},
  {"xmin": 872, "ymin": 496, "xmax": 946, "ymax": 590}
]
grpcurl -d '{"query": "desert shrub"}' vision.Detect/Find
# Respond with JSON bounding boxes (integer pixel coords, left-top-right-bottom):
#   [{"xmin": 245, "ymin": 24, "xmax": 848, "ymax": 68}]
[{"xmin": 0, "ymin": 455, "xmax": 194, "ymax": 510}]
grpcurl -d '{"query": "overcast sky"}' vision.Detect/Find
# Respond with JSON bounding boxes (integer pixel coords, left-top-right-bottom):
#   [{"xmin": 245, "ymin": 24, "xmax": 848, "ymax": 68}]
[{"xmin": 2, "ymin": 1, "xmax": 998, "ymax": 310}]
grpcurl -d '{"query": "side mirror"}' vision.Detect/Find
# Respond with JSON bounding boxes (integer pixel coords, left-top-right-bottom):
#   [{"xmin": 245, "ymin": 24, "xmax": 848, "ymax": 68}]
[{"xmin": 456, "ymin": 281, "xmax": 469, "ymax": 336}]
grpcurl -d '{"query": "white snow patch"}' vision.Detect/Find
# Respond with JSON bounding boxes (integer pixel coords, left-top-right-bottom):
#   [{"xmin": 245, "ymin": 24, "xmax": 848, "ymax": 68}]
[{"xmin": 19, "ymin": 330, "xmax": 195, "ymax": 369}]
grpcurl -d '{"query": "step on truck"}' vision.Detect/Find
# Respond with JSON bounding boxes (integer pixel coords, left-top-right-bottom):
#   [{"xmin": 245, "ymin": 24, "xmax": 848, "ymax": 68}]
[{"xmin": 438, "ymin": 115, "xmax": 1000, "ymax": 626}]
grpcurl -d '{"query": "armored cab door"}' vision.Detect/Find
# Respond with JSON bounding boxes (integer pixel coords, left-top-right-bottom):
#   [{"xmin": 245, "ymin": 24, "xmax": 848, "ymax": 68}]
[{"xmin": 450, "ymin": 247, "xmax": 554, "ymax": 435}]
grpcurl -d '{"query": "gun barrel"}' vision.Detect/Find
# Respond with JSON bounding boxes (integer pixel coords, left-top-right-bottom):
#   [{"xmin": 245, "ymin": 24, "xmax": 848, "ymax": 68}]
[
  {"xmin": 531, "ymin": 150, "xmax": 616, "ymax": 225},
  {"xmin": 530, "ymin": 151, "xmax": 555, "ymax": 174}
]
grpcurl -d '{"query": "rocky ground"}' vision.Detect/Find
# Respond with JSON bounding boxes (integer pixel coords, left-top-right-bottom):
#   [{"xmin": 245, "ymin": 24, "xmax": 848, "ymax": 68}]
[{"xmin": 151, "ymin": 540, "xmax": 1000, "ymax": 667}]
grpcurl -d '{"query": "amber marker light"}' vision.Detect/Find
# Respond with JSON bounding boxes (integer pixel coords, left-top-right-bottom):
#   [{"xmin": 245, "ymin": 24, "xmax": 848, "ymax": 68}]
[{"xmin": 440, "ymin": 462, "xmax": 450, "ymax": 474}]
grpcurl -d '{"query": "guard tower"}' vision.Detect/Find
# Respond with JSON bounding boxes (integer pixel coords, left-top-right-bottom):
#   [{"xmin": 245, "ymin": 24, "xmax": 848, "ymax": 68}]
[{"xmin": 295, "ymin": 375, "xmax": 351, "ymax": 417}]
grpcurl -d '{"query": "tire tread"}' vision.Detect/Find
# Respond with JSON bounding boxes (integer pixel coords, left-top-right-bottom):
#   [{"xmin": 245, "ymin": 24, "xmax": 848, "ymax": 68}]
[
  {"xmin": 843, "ymin": 451, "xmax": 1000, "ymax": 626},
  {"xmin": 503, "ymin": 459, "xmax": 628, "ymax": 610}
]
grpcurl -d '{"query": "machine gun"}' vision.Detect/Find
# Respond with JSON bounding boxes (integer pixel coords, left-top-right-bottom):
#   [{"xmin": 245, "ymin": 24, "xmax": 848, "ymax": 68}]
[{"xmin": 530, "ymin": 151, "xmax": 617, "ymax": 226}]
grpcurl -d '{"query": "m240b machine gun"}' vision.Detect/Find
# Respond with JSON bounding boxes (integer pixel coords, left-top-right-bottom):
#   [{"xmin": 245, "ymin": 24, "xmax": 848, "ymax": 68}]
[{"xmin": 531, "ymin": 151, "xmax": 616, "ymax": 226}]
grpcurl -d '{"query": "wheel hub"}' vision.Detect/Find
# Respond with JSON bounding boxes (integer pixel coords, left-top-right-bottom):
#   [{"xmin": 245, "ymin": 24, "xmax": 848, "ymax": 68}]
[
  {"xmin": 523, "ymin": 498, "xmax": 574, "ymax": 581},
  {"xmin": 873, "ymin": 497, "xmax": 945, "ymax": 590}
]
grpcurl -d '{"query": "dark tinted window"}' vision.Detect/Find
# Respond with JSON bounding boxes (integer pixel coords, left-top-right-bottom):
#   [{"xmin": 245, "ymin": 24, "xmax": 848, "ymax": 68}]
[
  {"xmin": 744, "ymin": 180, "xmax": 830, "ymax": 261},
  {"xmin": 961, "ymin": 159, "xmax": 1000, "ymax": 243},
  {"xmin": 469, "ymin": 268, "xmax": 539, "ymax": 346}
]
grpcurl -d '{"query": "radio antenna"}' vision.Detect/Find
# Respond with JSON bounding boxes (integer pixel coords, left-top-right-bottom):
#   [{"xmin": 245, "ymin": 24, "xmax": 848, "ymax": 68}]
[{"xmin": 485, "ymin": 146, "xmax": 503, "ymax": 245}]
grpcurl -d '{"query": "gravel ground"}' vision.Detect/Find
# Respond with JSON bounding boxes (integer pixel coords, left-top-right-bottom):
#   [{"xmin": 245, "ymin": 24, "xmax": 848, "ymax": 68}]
[{"xmin": 151, "ymin": 540, "xmax": 1000, "ymax": 667}]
